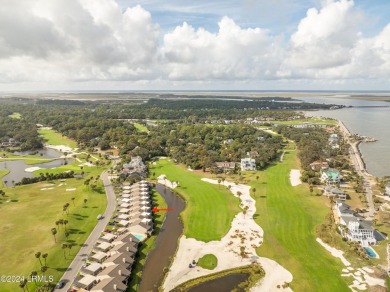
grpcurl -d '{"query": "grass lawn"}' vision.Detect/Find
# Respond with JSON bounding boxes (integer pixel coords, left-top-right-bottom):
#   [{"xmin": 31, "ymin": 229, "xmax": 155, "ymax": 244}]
[
  {"xmin": 39, "ymin": 128, "xmax": 78, "ymax": 148},
  {"xmin": 0, "ymin": 161, "xmax": 108, "ymax": 292},
  {"xmin": 272, "ymin": 117, "xmax": 337, "ymax": 126},
  {"xmin": 127, "ymin": 189, "xmax": 167, "ymax": 291},
  {"xmin": 197, "ymin": 254, "xmax": 218, "ymax": 270},
  {"xmin": 150, "ymin": 159, "xmax": 241, "ymax": 242},
  {"xmin": 247, "ymin": 149, "xmax": 350, "ymax": 291},
  {"xmin": 8, "ymin": 112, "xmax": 21, "ymax": 119},
  {"xmin": 133, "ymin": 123, "xmax": 149, "ymax": 133},
  {"xmin": 0, "ymin": 169, "xmax": 10, "ymax": 188}
]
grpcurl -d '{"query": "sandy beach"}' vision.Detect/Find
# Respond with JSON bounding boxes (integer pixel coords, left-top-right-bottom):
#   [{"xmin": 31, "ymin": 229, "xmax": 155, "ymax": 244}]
[{"xmin": 161, "ymin": 177, "xmax": 292, "ymax": 291}]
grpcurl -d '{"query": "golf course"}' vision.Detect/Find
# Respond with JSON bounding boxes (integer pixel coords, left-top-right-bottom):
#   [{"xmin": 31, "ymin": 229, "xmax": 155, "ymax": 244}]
[
  {"xmin": 150, "ymin": 159, "xmax": 241, "ymax": 242},
  {"xmin": 0, "ymin": 129, "xmax": 109, "ymax": 291},
  {"xmin": 248, "ymin": 148, "xmax": 350, "ymax": 291}
]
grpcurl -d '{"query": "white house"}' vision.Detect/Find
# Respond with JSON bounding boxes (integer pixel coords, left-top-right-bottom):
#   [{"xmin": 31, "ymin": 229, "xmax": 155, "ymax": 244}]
[
  {"xmin": 335, "ymin": 200, "xmax": 377, "ymax": 246},
  {"xmin": 321, "ymin": 169, "xmax": 342, "ymax": 183},
  {"xmin": 240, "ymin": 158, "xmax": 256, "ymax": 171}
]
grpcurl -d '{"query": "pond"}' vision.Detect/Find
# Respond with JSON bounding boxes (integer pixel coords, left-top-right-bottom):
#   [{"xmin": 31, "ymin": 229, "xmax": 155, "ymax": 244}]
[
  {"xmin": 184, "ymin": 272, "xmax": 250, "ymax": 292},
  {"xmin": 0, "ymin": 148, "xmax": 68, "ymax": 185},
  {"xmin": 138, "ymin": 184, "xmax": 185, "ymax": 292}
]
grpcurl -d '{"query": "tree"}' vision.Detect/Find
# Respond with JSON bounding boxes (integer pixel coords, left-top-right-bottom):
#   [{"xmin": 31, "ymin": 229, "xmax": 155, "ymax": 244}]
[
  {"xmin": 243, "ymin": 206, "xmax": 249, "ymax": 219},
  {"xmin": 62, "ymin": 243, "xmax": 68, "ymax": 259},
  {"xmin": 30, "ymin": 271, "xmax": 37, "ymax": 284},
  {"xmin": 40, "ymin": 265, "xmax": 48, "ymax": 276},
  {"xmin": 217, "ymin": 179, "xmax": 221, "ymax": 188},
  {"xmin": 35, "ymin": 252, "xmax": 42, "ymax": 266},
  {"xmin": 68, "ymin": 244, "xmax": 73, "ymax": 255},
  {"xmin": 42, "ymin": 253, "xmax": 48, "ymax": 266},
  {"xmin": 51, "ymin": 228, "xmax": 57, "ymax": 243},
  {"xmin": 63, "ymin": 219, "xmax": 68, "ymax": 231},
  {"xmin": 19, "ymin": 279, "xmax": 29, "ymax": 292},
  {"xmin": 309, "ymin": 185, "xmax": 314, "ymax": 195},
  {"xmin": 252, "ymin": 187, "xmax": 257, "ymax": 197},
  {"xmin": 65, "ymin": 231, "xmax": 70, "ymax": 240},
  {"xmin": 71, "ymin": 197, "xmax": 75, "ymax": 206},
  {"xmin": 84, "ymin": 198, "xmax": 88, "ymax": 206},
  {"xmin": 237, "ymin": 191, "xmax": 242, "ymax": 197},
  {"xmin": 256, "ymin": 175, "xmax": 259, "ymax": 181}
]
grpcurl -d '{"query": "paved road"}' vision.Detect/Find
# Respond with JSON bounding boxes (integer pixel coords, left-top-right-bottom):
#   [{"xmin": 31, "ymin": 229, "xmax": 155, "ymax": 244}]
[{"xmin": 56, "ymin": 170, "xmax": 117, "ymax": 291}]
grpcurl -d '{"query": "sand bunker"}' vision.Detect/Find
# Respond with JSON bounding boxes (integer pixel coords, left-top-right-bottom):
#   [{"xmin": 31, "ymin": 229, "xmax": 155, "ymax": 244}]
[
  {"xmin": 289, "ymin": 169, "xmax": 302, "ymax": 186},
  {"xmin": 66, "ymin": 188, "xmax": 76, "ymax": 191},
  {"xmin": 162, "ymin": 178, "xmax": 292, "ymax": 291},
  {"xmin": 46, "ymin": 144, "xmax": 73, "ymax": 152},
  {"xmin": 25, "ymin": 166, "xmax": 41, "ymax": 172}
]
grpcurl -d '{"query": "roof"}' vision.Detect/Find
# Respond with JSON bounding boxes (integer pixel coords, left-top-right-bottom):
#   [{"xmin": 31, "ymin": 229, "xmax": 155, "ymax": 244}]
[
  {"xmin": 111, "ymin": 242, "xmax": 137, "ymax": 253},
  {"xmin": 84, "ymin": 262, "xmax": 103, "ymax": 273},
  {"xmin": 91, "ymin": 277, "xmax": 127, "ymax": 292},
  {"xmin": 78, "ymin": 274, "xmax": 97, "ymax": 287},
  {"xmin": 98, "ymin": 264, "xmax": 131, "ymax": 278},
  {"xmin": 101, "ymin": 234, "xmax": 115, "ymax": 241},
  {"xmin": 323, "ymin": 169, "xmax": 341, "ymax": 180},
  {"xmin": 96, "ymin": 242, "xmax": 111, "ymax": 251},
  {"xmin": 104, "ymin": 253, "xmax": 134, "ymax": 265},
  {"xmin": 91, "ymin": 251, "xmax": 107, "ymax": 261}
]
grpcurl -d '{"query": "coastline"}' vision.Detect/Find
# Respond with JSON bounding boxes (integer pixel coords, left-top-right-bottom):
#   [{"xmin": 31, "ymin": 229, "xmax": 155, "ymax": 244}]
[{"xmin": 337, "ymin": 119, "xmax": 376, "ymax": 217}]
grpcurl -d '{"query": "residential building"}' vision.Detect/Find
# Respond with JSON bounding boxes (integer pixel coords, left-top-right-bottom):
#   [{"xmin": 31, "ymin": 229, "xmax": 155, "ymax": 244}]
[
  {"xmin": 241, "ymin": 157, "xmax": 256, "ymax": 171},
  {"xmin": 324, "ymin": 186, "xmax": 347, "ymax": 200},
  {"xmin": 385, "ymin": 183, "xmax": 390, "ymax": 196},
  {"xmin": 310, "ymin": 161, "xmax": 329, "ymax": 171},
  {"xmin": 321, "ymin": 168, "xmax": 342, "ymax": 183},
  {"xmin": 335, "ymin": 200, "xmax": 377, "ymax": 246},
  {"xmin": 215, "ymin": 161, "xmax": 235, "ymax": 172}
]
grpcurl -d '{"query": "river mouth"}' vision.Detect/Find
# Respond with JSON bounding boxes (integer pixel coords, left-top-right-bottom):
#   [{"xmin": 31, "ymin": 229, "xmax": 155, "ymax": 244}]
[{"xmin": 137, "ymin": 184, "xmax": 185, "ymax": 292}]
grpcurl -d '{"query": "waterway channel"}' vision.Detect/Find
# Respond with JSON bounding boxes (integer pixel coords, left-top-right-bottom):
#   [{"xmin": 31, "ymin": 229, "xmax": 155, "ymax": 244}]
[{"xmin": 138, "ymin": 184, "xmax": 185, "ymax": 292}]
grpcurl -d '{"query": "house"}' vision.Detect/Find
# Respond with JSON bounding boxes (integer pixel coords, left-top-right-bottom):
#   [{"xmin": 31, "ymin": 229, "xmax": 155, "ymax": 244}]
[
  {"xmin": 215, "ymin": 162, "xmax": 235, "ymax": 172},
  {"xmin": 321, "ymin": 169, "xmax": 342, "ymax": 183},
  {"xmin": 90, "ymin": 251, "xmax": 108, "ymax": 263},
  {"xmin": 324, "ymin": 186, "xmax": 347, "ymax": 200},
  {"xmin": 81, "ymin": 262, "xmax": 103, "ymax": 276},
  {"xmin": 310, "ymin": 161, "xmax": 329, "ymax": 171},
  {"xmin": 328, "ymin": 133, "xmax": 339, "ymax": 144},
  {"xmin": 335, "ymin": 200, "xmax": 377, "ymax": 246},
  {"xmin": 91, "ymin": 277, "xmax": 128, "ymax": 292},
  {"xmin": 121, "ymin": 156, "xmax": 147, "ymax": 177},
  {"xmin": 97, "ymin": 264, "xmax": 131, "ymax": 284},
  {"xmin": 95, "ymin": 242, "xmax": 112, "ymax": 253},
  {"xmin": 241, "ymin": 157, "xmax": 256, "ymax": 171},
  {"xmin": 76, "ymin": 274, "xmax": 97, "ymax": 290},
  {"xmin": 222, "ymin": 139, "xmax": 233, "ymax": 145},
  {"xmin": 100, "ymin": 233, "xmax": 116, "ymax": 243}
]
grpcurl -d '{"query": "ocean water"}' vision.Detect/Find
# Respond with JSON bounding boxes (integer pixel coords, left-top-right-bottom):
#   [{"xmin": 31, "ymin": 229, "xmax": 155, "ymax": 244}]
[{"xmin": 302, "ymin": 96, "xmax": 390, "ymax": 178}]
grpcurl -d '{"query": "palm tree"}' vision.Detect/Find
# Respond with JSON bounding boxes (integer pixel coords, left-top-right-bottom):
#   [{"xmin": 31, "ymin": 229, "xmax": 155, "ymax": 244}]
[
  {"xmin": 40, "ymin": 265, "xmax": 47, "ymax": 276},
  {"xmin": 19, "ymin": 279, "xmax": 28, "ymax": 292},
  {"xmin": 51, "ymin": 228, "xmax": 57, "ymax": 243},
  {"xmin": 65, "ymin": 231, "xmax": 70, "ymax": 240},
  {"xmin": 71, "ymin": 197, "xmax": 75, "ymax": 206},
  {"xmin": 256, "ymin": 175, "xmax": 259, "ymax": 181},
  {"xmin": 309, "ymin": 185, "xmax": 314, "ymax": 195},
  {"xmin": 84, "ymin": 198, "xmax": 88, "ymax": 206},
  {"xmin": 62, "ymin": 243, "xmax": 68, "ymax": 259},
  {"xmin": 42, "ymin": 253, "xmax": 48, "ymax": 266},
  {"xmin": 4, "ymin": 180, "xmax": 7, "ymax": 187},
  {"xmin": 35, "ymin": 252, "xmax": 42, "ymax": 266},
  {"xmin": 252, "ymin": 187, "xmax": 256, "ymax": 197},
  {"xmin": 217, "ymin": 179, "xmax": 221, "ymax": 188},
  {"xmin": 243, "ymin": 206, "xmax": 249, "ymax": 219},
  {"xmin": 237, "ymin": 191, "xmax": 242, "ymax": 197},
  {"xmin": 30, "ymin": 271, "xmax": 37, "ymax": 284},
  {"xmin": 68, "ymin": 244, "xmax": 73, "ymax": 256},
  {"xmin": 63, "ymin": 219, "xmax": 68, "ymax": 231}
]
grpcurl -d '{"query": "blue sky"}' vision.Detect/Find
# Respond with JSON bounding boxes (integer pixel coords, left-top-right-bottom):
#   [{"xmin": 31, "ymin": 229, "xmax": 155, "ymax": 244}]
[{"xmin": 0, "ymin": 0, "xmax": 389, "ymax": 90}]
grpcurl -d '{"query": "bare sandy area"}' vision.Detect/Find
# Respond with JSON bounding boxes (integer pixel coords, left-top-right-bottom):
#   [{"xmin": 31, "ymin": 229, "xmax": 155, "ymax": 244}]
[
  {"xmin": 65, "ymin": 188, "xmax": 76, "ymax": 191},
  {"xmin": 289, "ymin": 169, "xmax": 302, "ymax": 186},
  {"xmin": 316, "ymin": 238, "xmax": 385, "ymax": 290},
  {"xmin": 25, "ymin": 166, "xmax": 41, "ymax": 172},
  {"xmin": 46, "ymin": 144, "xmax": 73, "ymax": 152},
  {"xmin": 162, "ymin": 178, "xmax": 292, "ymax": 291},
  {"xmin": 157, "ymin": 174, "xmax": 178, "ymax": 189}
]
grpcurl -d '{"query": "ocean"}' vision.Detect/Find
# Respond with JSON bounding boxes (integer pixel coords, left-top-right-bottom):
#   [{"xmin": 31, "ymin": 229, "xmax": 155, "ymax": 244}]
[{"xmin": 301, "ymin": 96, "xmax": 390, "ymax": 178}]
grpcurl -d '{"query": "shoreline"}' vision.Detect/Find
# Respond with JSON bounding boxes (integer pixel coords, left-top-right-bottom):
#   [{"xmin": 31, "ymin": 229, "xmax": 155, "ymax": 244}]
[{"xmin": 337, "ymin": 119, "xmax": 376, "ymax": 217}]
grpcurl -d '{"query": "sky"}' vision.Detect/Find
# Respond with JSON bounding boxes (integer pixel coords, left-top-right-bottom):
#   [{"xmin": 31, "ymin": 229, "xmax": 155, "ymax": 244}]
[{"xmin": 0, "ymin": 0, "xmax": 389, "ymax": 91}]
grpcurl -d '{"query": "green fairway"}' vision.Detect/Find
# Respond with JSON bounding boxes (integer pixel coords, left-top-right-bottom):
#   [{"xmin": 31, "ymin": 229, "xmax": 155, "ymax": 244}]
[
  {"xmin": 0, "ymin": 166, "xmax": 107, "ymax": 292},
  {"xmin": 0, "ymin": 150, "xmax": 55, "ymax": 165},
  {"xmin": 249, "ymin": 149, "xmax": 349, "ymax": 291},
  {"xmin": 150, "ymin": 159, "xmax": 240, "ymax": 242},
  {"xmin": 198, "ymin": 254, "xmax": 218, "ymax": 270},
  {"xmin": 39, "ymin": 128, "xmax": 78, "ymax": 148},
  {"xmin": 134, "ymin": 123, "xmax": 149, "ymax": 133},
  {"xmin": 8, "ymin": 112, "xmax": 21, "ymax": 119},
  {"xmin": 272, "ymin": 117, "xmax": 337, "ymax": 126}
]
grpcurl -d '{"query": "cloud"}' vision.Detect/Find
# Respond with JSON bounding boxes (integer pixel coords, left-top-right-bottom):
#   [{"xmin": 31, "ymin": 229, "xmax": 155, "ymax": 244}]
[
  {"xmin": 162, "ymin": 17, "xmax": 283, "ymax": 80},
  {"xmin": 0, "ymin": 0, "xmax": 389, "ymax": 89}
]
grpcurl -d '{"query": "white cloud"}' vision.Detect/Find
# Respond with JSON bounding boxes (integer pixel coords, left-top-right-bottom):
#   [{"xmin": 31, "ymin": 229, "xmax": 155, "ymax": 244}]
[
  {"xmin": 162, "ymin": 17, "xmax": 283, "ymax": 80},
  {"xmin": 0, "ymin": 0, "xmax": 389, "ymax": 89}
]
